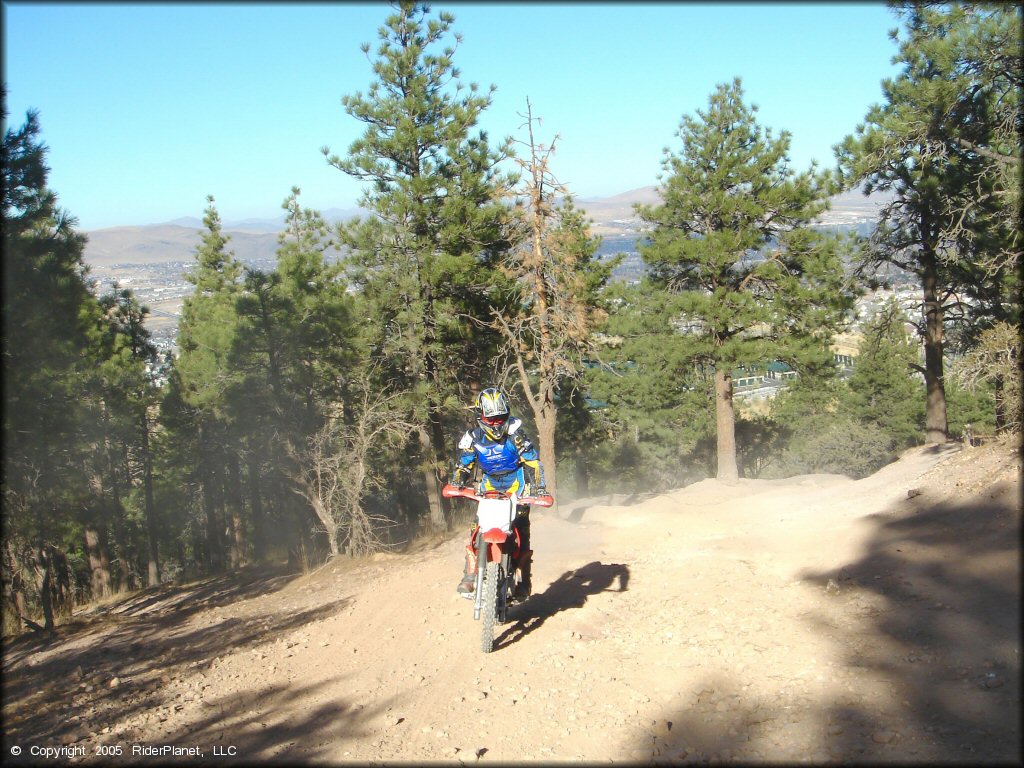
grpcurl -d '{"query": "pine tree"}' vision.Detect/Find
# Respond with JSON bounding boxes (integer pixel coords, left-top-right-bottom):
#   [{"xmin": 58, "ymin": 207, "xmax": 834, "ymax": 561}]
[
  {"xmin": 91, "ymin": 287, "xmax": 162, "ymax": 588},
  {"xmin": 323, "ymin": 1, "xmax": 517, "ymax": 530},
  {"xmin": 638, "ymin": 79, "xmax": 851, "ymax": 481},
  {"xmin": 843, "ymin": 298, "xmax": 925, "ymax": 449},
  {"xmin": 835, "ymin": 3, "xmax": 1021, "ymax": 444},
  {"xmin": 2, "ymin": 101, "xmax": 101, "ymax": 630},
  {"xmin": 585, "ymin": 281, "xmax": 717, "ymax": 491},
  {"xmin": 230, "ymin": 188, "xmax": 360, "ymax": 558},
  {"xmin": 172, "ymin": 195, "xmax": 244, "ymax": 571}
]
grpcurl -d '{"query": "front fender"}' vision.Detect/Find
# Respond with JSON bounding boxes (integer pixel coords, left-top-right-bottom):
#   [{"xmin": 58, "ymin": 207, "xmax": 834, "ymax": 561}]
[{"xmin": 482, "ymin": 527, "xmax": 508, "ymax": 545}]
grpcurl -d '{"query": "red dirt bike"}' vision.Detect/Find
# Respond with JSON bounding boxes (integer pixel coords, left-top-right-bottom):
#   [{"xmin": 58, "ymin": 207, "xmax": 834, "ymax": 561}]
[{"xmin": 442, "ymin": 484, "xmax": 554, "ymax": 653}]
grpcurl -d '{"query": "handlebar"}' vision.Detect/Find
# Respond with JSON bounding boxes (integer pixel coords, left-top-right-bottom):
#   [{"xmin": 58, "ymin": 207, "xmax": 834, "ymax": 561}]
[{"xmin": 442, "ymin": 484, "xmax": 554, "ymax": 507}]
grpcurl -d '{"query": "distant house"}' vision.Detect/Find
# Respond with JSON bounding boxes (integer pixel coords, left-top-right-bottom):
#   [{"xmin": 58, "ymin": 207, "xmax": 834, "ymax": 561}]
[
  {"xmin": 732, "ymin": 365, "xmax": 768, "ymax": 392},
  {"xmin": 831, "ymin": 331, "xmax": 861, "ymax": 376},
  {"xmin": 764, "ymin": 361, "xmax": 797, "ymax": 381}
]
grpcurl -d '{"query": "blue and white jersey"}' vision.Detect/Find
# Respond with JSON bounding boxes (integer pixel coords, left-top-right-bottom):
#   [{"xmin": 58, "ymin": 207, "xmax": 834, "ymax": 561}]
[{"xmin": 455, "ymin": 417, "xmax": 542, "ymax": 482}]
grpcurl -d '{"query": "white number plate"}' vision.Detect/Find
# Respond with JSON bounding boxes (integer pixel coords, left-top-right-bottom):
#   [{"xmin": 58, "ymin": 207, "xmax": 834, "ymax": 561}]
[{"xmin": 476, "ymin": 497, "xmax": 515, "ymax": 532}]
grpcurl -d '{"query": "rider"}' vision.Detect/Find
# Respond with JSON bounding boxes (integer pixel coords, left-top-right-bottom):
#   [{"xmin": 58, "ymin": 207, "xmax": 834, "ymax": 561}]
[{"xmin": 449, "ymin": 387, "xmax": 546, "ymax": 599}]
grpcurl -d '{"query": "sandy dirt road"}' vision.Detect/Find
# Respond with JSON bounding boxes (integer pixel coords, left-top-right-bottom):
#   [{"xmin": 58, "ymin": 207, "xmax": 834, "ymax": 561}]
[{"xmin": 2, "ymin": 440, "xmax": 1019, "ymax": 764}]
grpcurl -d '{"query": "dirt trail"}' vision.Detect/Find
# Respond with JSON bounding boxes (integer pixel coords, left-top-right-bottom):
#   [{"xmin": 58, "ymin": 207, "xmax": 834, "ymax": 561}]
[{"xmin": 2, "ymin": 440, "xmax": 1020, "ymax": 764}]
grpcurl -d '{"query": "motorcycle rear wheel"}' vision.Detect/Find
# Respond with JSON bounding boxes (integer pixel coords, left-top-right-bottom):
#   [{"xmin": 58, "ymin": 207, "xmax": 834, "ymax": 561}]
[{"xmin": 480, "ymin": 560, "xmax": 500, "ymax": 653}]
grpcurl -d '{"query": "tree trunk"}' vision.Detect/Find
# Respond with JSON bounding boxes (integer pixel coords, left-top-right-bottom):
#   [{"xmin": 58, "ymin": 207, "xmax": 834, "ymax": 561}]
[
  {"xmin": 536, "ymin": 406, "xmax": 558, "ymax": 502},
  {"xmin": 34, "ymin": 545, "xmax": 54, "ymax": 633},
  {"xmin": 84, "ymin": 526, "xmax": 112, "ymax": 599},
  {"xmin": 226, "ymin": 453, "xmax": 246, "ymax": 568},
  {"xmin": 5, "ymin": 540, "xmax": 29, "ymax": 629},
  {"xmin": 310, "ymin": 494, "xmax": 340, "ymax": 558},
  {"xmin": 177, "ymin": 540, "xmax": 187, "ymax": 581},
  {"xmin": 428, "ymin": 402, "xmax": 454, "ymax": 528},
  {"xmin": 714, "ymin": 366, "xmax": 739, "ymax": 482},
  {"xmin": 418, "ymin": 268, "xmax": 447, "ymax": 533},
  {"xmin": 86, "ymin": 467, "xmax": 114, "ymax": 599},
  {"xmin": 140, "ymin": 409, "xmax": 160, "ymax": 587},
  {"xmin": 201, "ymin": 464, "xmax": 224, "ymax": 572},
  {"xmin": 418, "ymin": 428, "xmax": 445, "ymax": 532},
  {"xmin": 921, "ymin": 249, "xmax": 948, "ymax": 444},
  {"xmin": 993, "ymin": 374, "xmax": 1006, "ymax": 432},
  {"xmin": 574, "ymin": 445, "xmax": 589, "ymax": 497},
  {"xmin": 108, "ymin": 438, "xmax": 132, "ymax": 591},
  {"xmin": 248, "ymin": 454, "xmax": 266, "ymax": 561}
]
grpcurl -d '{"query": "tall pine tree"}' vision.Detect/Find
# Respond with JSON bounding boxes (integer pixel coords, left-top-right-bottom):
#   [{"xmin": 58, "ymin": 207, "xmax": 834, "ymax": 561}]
[
  {"xmin": 323, "ymin": 1, "xmax": 517, "ymax": 529},
  {"xmin": 836, "ymin": 3, "xmax": 1021, "ymax": 444},
  {"xmin": 171, "ymin": 195, "xmax": 243, "ymax": 571},
  {"xmin": 638, "ymin": 79, "xmax": 851, "ymax": 481},
  {"xmin": 2, "ymin": 101, "xmax": 102, "ymax": 629}
]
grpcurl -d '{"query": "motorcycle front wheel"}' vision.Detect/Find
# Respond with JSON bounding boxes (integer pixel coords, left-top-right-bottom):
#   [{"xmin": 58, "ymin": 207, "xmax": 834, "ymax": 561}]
[{"xmin": 480, "ymin": 559, "xmax": 500, "ymax": 653}]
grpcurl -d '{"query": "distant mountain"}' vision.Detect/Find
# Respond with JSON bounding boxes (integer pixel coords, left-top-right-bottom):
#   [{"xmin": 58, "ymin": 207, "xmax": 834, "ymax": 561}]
[
  {"xmin": 83, "ymin": 224, "xmax": 281, "ymax": 267},
  {"xmin": 82, "ymin": 188, "xmax": 891, "ymax": 269},
  {"xmin": 83, "ymin": 207, "xmax": 367, "ymax": 267},
  {"xmin": 575, "ymin": 184, "xmax": 892, "ymax": 235},
  {"xmin": 574, "ymin": 187, "xmax": 661, "ymax": 234},
  {"xmin": 580, "ymin": 186, "xmax": 662, "ymax": 208}
]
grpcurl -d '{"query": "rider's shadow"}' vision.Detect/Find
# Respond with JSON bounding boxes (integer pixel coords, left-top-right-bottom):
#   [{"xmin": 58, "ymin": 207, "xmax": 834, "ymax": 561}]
[{"xmin": 494, "ymin": 561, "xmax": 629, "ymax": 650}]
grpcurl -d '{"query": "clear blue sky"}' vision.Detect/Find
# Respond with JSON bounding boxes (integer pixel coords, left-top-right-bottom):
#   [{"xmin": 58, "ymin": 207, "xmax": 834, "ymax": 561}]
[{"xmin": 3, "ymin": 2, "xmax": 901, "ymax": 230}]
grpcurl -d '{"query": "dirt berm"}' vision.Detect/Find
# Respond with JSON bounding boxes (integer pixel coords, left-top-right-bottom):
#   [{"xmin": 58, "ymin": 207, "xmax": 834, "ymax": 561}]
[{"xmin": 2, "ymin": 438, "xmax": 1020, "ymax": 765}]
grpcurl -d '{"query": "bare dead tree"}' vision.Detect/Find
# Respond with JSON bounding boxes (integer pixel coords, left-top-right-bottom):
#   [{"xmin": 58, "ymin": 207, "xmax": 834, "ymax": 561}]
[
  {"xmin": 954, "ymin": 321, "xmax": 1021, "ymax": 434},
  {"xmin": 290, "ymin": 379, "xmax": 414, "ymax": 558},
  {"xmin": 489, "ymin": 99, "xmax": 611, "ymax": 499}
]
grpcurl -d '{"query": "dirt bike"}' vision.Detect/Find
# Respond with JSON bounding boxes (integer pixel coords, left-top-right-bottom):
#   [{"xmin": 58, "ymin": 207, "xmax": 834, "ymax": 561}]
[{"xmin": 442, "ymin": 484, "xmax": 554, "ymax": 653}]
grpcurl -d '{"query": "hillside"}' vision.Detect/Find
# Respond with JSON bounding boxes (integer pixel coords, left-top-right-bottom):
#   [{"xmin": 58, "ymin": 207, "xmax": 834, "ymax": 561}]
[
  {"xmin": 80, "ymin": 187, "xmax": 890, "ymax": 269},
  {"xmin": 2, "ymin": 438, "xmax": 1019, "ymax": 764}
]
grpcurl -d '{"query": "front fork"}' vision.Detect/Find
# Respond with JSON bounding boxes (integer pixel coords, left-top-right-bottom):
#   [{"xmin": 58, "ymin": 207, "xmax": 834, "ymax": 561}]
[
  {"xmin": 472, "ymin": 534, "xmax": 511, "ymax": 622},
  {"xmin": 473, "ymin": 530, "xmax": 485, "ymax": 620}
]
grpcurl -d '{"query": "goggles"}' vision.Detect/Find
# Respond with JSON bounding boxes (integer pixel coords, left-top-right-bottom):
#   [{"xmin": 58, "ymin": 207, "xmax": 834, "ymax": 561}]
[{"xmin": 480, "ymin": 414, "xmax": 508, "ymax": 427}]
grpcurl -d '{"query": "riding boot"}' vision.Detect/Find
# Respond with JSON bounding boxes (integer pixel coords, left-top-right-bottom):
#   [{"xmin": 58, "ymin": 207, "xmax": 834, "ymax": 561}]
[
  {"xmin": 457, "ymin": 544, "xmax": 476, "ymax": 596},
  {"xmin": 514, "ymin": 510, "xmax": 532, "ymax": 598},
  {"xmin": 514, "ymin": 549, "xmax": 533, "ymax": 599}
]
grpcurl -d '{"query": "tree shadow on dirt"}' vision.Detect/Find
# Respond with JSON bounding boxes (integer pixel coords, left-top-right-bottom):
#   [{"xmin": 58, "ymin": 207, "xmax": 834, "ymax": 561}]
[
  {"xmin": 626, "ymin": 476, "xmax": 1020, "ymax": 763},
  {"xmin": 154, "ymin": 675, "xmax": 392, "ymax": 764},
  {"xmin": 2, "ymin": 562, "xmax": 304, "ymax": 664},
  {"xmin": 493, "ymin": 561, "xmax": 629, "ymax": 651},
  {"xmin": 88, "ymin": 562, "xmax": 301, "ymax": 622},
  {"xmin": 2, "ymin": 563, "xmax": 352, "ymax": 748},
  {"xmin": 3, "ymin": 674, "xmax": 391, "ymax": 766},
  {"xmin": 799, "ymin": 479, "xmax": 1021, "ymax": 762}
]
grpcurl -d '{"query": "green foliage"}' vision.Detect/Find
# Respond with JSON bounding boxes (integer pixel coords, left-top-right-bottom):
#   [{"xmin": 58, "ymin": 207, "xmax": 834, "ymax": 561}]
[
  {"xmin": 583, "ymin": 281, "xmax": 716, "ymax": 492},
  {"xmin": 326, "ymin": 1, "xmax": 517, "ymax": 400},
  {"xmin": 231, "ymin": 189, "xmax": 356, "ymax": 430},
  {"xmin": 176, "ymin": 196, "xmax": 243, "ymax": 414},
  {"xmin": 841, "ymin": 298, "xmax": 925, "ymax": 449},
  {"xmin": 2, "ymin": 107, "xmax": 98, "ymax": 517},
  {"xmin": 636, "ymin": 78, "xmax": 852, "ymax": 478},
  {"xmin": 767, "ymin": 300, "xmax": 926, "ymax": 479},
  {"xmin": 769, "ymin": 417, "xmax": 897, "ymax": 480},
  {"xmin": 835, "ymin": 3, "xmax": 1022, "ymax": 441},
  {"xmin": 950, "ymin": 321, "xmax": 1015, "ymax": 436},
  {"xmin": 1, "ymin": 102, "xmax": 168, "ymax": 625},
  {"xmin": 324, "ymin": 1, "xmax": 518, "ymax": 525},
  {"xmin": 892, "ymin": 3, "xmax": 1020, "ymax": 292},
  {"xmin": 945, "ymin": 375, "xmax": 997, "ymax": 440},
  {"xmin": 164, "ymin": 189, "xmax": 367, "ymax": 569}
]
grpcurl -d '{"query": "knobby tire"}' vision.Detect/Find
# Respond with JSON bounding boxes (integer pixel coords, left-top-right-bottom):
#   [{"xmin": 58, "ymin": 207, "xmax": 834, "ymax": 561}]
[{"xmin": 481, "ymin": 559, "xmax": 500, "ymax": 653}]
